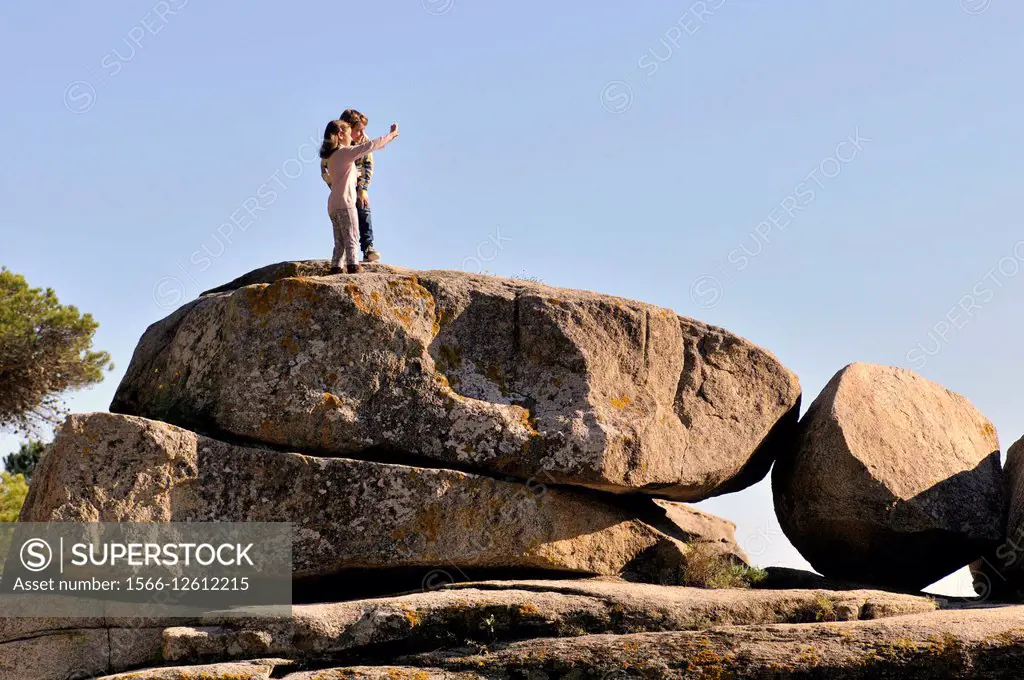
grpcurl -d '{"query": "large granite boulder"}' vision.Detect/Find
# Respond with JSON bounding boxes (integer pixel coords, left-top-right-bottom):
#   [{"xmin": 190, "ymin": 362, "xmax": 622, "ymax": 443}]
[
  {"xmin": 772, "ymin": 363, "xmax": 1004, "ymax": 590},
  {"xmin": 972, "ymin": 435, "xmax": 1024, "ymax": 600},
  {"xmin": 20, "ymin": 413, "xmax": 745, "ymax": 582},
  {"xmin": 110, "ymin": 261, "xmax": 800, "ymax": 501}
]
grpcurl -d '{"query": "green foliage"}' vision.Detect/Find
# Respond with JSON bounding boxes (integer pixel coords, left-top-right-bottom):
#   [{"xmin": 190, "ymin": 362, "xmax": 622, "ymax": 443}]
[
  {"xmin": 741, "ymin": 564, "xmax": 769, "ymax": 587},
  {"xmin": 4, "ymin": 440, "xmax": 46, "ymax": 481},
  {"xmin": 683, "ymin": 543, "xmax": 769, "ymax": 589},
  {"xmin": 0, "ymin": 268, "xmax": 112, "ymax": 433},
  {"xmin": 811, "ymin": 594, "xmax": 838, "ymax": 622},
  {"xmin": 0, "ymin": 472, "xmax": 29, "ymax": 522}
]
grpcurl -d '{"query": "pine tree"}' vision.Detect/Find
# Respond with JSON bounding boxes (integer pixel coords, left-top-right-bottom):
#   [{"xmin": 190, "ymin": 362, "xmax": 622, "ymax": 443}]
[
  {"xmin": 4, "ymin": 440, "xmax": 46, "ymax": 481},
  {"xmin": 0, "ymin": 269, "xmax": 112, "ymax": 432}
]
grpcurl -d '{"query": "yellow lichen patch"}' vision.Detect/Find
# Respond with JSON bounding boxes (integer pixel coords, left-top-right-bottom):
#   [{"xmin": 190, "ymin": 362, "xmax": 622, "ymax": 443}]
[
  {"xmin": 387, "ymin": 276, "xmax": 435, "ymax": 305},
  {"xmin": 402, "ymin": 607, "xmax": 423, "ymax": 628},
  {"xmin": 980, "ymin": 421, "xmax": 997, "ymax": 440},
  {"xmin": 245, "ymin": 284, "xmax": 274, "ymax": 316},
  {"xmin": 512, "ymin": 406, "xmax": 541, "ymax": 436},
  {"xmin": 686, "ymin": 636, "xmax": 734, "ymax": 679},
  {"xmin": 610, "ymin": 394, "xmax": 633, "ymax": 409},
  {"xmin": 385, "ymin": 670, "xmax": 431, "ymax": 680},
  {"xmin": 344, "ymin": 283, "xmax": 370, "ymax": 313},
  {"xmin": 795, "ymin": 645, "xmax": 821, "ymax": 666},
  {"xmin": 517, "ymin": 602, "xmax": 540, "ymax": 617},
  {"xmin": 443, "ymin": 388, "xmax": 466, "ymax": 404},
  {"xmin": 245, "ymin": 278, "xmax": 322, "ymax": 319},
  {"xmin": 391, "ymin": 507, "xmax": 442, "ymax": 544},
  {"xmin": 393, "ymin": 305, "xmax": 415, "ymax": 327},
  {"xmin": 984, "ymin": 628, "xmax": 1024, "ymax": 643},
  {"xmin": 372, "ymin": 278, "xmax": 436, "ymax": 331},
  {"xmin": 867, "ymin": 634, "xmax": 961, "ymax": 665},
  {"xmin": 321, "ymin": 393, "xmax": 343, "ymax": 409}
]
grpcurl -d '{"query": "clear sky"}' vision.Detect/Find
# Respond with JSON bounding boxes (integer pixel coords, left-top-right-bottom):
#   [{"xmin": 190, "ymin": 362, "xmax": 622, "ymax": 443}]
[{"xmin": 3, "ymin": 1, "xmax": 1022, "ymax": 595}]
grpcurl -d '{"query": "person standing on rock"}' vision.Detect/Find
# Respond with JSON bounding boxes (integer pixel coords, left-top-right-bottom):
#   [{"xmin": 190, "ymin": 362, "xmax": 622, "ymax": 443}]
[
  {"xmin": 320, "ymin": 109, "xmax": 381, "ymax": 264},
  {"xmin": 319, "ymin": 119, "xmax": 399, "ymax": 274}
]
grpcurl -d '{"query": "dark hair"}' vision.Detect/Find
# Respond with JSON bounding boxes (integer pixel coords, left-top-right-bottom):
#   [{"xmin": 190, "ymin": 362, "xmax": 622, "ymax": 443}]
[
  {"xmin": 319, "ymin": 119, "xmax": 351, "ymax": 159},
  {"xmin": 340, "ymin": 108, "xmax": 368, "ymax": 126}
]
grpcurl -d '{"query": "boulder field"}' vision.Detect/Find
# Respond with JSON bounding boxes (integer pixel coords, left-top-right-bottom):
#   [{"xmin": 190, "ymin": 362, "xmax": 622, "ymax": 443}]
[{"xmin": 8, "ymin": 262, "xmax": 1024, "ymax": 679}]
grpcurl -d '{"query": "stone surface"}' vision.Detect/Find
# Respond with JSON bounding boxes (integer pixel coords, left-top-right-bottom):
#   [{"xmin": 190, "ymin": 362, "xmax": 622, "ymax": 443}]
[
  {"xmin": 110, "ymin": 261, "xmax": 801, "ymax": 501},
  {"xmin": 99, "ymin": 660, "xmax": 283, "ymax": 679},
  {"xmin": 76, "ymin": 603, "xmax": 1024, "ymax": 679},
  {"xmin": 159, "ymin": 579, "xmax": 936, "ymax": 665},
  {"xmin": 972, "ymin": 435, "xmax": 1024, "ymax": 601},
  {"xmin": 281, "ymin": 670, "xmax": 475, "ymax": 680},
  {"xmin": 0, "ymin": 579, "xmax": 935, "ymax": 679},
  {"xmin": 772, "ymin": 363, "xmax": 1004, "ymax": 590},
  {"xmin": 20, "ymin": 413, "xmax": 742, "ymax": 582},
  {"xmin": 0, "ymin": 616, "xmax": 170, "ymax": 680},
  {"xmin": 400, "ymin": 605, "xmax": 1024, "ymax": 679},
  {"xmin": 0, "ymin": 629, "xmax": 109, "ymax": 680}
]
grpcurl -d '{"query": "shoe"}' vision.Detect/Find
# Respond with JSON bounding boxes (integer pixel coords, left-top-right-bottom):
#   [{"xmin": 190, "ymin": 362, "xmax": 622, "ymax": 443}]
[
  {"xmin": 346, "ymin": 264, "xmax": 363, "ymax": 274},
  {"xmin": 328, "ymin": 266, "xmax": 344, "ymax": 275},
  {"xmin": 362, "ymin": 248, "xmax": 381, "ymax": 263}
]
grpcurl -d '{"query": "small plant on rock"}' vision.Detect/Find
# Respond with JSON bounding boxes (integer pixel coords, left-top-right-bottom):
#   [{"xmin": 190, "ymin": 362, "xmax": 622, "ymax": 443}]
[{"xmin": 683, "ymin": 543, "xmax": 767, "ymax": 589}]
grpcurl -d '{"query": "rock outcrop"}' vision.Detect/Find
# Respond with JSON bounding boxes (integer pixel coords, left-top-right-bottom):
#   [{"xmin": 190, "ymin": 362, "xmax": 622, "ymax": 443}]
[
  {"xmin": 400, "ymin": 606, "xmax": 1024, "ymax": 679},
  {"xmin": 12, "ymin": 264, "xmax": 1024, "ymax": 679},
  {"xmin": 22, "ymin": 413, "xmax": 748, "ymax": 582},
  {"xmin": 111, "ymin": 261, "xmax": 801, "ymax": 501},
  {"xmin": 20, "ymin": 596, "xmax": 1024, "ymax": 679},
  {"xmin": 773, "ymin": 363, "xmax": 1005, "ymax": 590},
  {"xmin": 0, "ymin": 578, "xmax": 938, "ymax": 680},
  {"xmin": 157, "ymin": 580, "xmax": 936, "ymax": 666}
]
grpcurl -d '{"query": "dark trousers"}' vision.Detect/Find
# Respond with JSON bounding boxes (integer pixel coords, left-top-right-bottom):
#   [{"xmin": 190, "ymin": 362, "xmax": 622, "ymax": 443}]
[{"xmin": 358, "ymin": 205, "xmax": 374, "ymax": 253}]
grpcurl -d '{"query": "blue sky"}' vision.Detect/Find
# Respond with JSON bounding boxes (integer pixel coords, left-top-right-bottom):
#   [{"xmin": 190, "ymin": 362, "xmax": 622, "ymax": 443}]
[{"xmin": 2, "ymin": 1, "xmax": 1022, "ymax": 595}]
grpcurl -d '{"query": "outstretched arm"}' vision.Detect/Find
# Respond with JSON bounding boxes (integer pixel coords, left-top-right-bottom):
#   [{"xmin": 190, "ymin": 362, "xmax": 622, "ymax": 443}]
[{"xmin": 350, "ymin": 124, "xmax": 400, "ymax": 158}]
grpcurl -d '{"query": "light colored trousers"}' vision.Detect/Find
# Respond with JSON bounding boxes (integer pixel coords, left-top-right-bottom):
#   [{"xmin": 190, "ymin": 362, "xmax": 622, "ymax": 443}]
[{"xmin": 330, "ymin": 207, "xmax": 360, "ymax": 268}]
